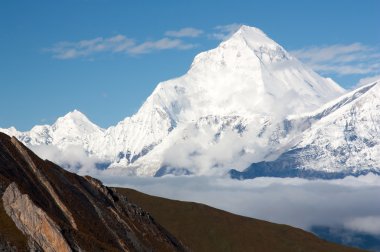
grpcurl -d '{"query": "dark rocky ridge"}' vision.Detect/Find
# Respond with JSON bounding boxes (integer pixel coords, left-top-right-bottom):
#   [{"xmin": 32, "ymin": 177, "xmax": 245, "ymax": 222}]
[{"xmin": 0, "ymin": 132, "xmax": 185, "ymax": 251}]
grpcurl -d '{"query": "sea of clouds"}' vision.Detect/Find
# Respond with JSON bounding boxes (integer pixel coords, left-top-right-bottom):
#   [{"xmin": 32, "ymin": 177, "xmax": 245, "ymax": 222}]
[
  {"xmin": 30, "ymin": 144, "xmax": 380, "ymax": 239},
  {"xmin": 100, "ymin": 173, "xmax": 380, "ymax": 237}
]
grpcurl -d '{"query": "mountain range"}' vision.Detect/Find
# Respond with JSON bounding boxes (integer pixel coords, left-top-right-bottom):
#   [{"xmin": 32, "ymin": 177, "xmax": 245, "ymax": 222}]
[{"xmin": 1, "ymin": 25, "xmax": 379, "ymax": 179}]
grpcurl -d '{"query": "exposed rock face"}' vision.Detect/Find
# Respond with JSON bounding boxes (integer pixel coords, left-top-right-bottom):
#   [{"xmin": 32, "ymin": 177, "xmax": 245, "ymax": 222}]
[
  {"xmin": 2, "ymin": 183, "xmax": 72, "ymax": 252},
  {"xmin": 10, "ymin": 137, "xmax": 78, "ymax": 230},
  {"xmin": 0, "ymin": 132, "xmax": 186, "ymax": 251}
]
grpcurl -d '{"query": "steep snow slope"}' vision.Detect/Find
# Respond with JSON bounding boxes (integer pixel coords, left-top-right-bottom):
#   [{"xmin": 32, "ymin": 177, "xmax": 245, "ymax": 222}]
[
  {"xmin": 0, "ymin": 25, "xmax": 345, "ymax": 176},
  {"xmin": 289, "ymin": 81, "xmax": 380, "ymax": 172},
  {"xmin": 231, "ymin": 81, "xmax": 380, "ymax": 179}
]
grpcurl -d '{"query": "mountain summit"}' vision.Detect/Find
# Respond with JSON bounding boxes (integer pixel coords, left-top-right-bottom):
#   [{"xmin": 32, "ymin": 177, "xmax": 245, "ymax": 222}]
[
  {"xmin": 1, "ymin": 25, "xmax": 349, "ymax": 177},
  {"xmin": 141, "ymin": 24, "xmax": 344, "ymax": 123}
]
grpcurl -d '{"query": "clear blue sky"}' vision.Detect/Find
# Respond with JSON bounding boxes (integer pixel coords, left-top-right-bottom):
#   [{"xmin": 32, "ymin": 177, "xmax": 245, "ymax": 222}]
[{"xmin": 1, "ymin": 0, "xmax": 379, "ymax": 130}]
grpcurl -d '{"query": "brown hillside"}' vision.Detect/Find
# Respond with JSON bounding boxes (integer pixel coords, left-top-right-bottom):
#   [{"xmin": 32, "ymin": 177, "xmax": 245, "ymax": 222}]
[{"xmin": 116, "ymin": 187, "xmax": 365, "ymax": 252}]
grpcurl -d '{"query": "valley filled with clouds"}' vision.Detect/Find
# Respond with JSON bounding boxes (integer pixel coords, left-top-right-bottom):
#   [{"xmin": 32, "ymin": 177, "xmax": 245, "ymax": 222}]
[{"xmin": 99, "ymin": 173, "xmax": 380, "ymax": 239}]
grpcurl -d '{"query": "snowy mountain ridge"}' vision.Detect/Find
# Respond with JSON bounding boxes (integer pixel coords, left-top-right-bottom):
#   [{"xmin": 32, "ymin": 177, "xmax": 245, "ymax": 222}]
[
  {"xmin": 231, "ymin": 80, "xmax": 380, "ymax": 179},
  {"xmin": 4, "ymin": 25, "xmax": 375, "ymax": 178}
]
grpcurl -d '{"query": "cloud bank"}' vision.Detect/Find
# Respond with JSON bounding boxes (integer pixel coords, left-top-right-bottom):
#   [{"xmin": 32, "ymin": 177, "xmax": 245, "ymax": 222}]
[
  {"xmin": 99, "ymin": 173, "xmax": 380, "ymax": 238},
  {"xmin": 29, "ymin": 143, "xmax": 380, "ymax": 240}
]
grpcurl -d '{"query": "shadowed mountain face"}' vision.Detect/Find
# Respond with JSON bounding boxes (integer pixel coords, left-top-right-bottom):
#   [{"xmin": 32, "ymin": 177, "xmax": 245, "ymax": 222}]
[
  {"xmin": 0, "ymin": 132, "xmax": 185, "ymax": 251},
  {"xmin": 116, "ymin": 188, "xmax": 365, "ymax": 252}
]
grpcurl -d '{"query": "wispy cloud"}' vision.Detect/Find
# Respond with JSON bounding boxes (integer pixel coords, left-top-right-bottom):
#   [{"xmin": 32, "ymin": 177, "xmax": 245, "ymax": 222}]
[
  {"xmin": 210, "ymin": 23, "xmax": 242, "ymax": 40},
  {"xmin": 356, "ymin": 74, "xmax": 380, "ymax": 88},
  {"xmin": 128, "ymin": 38, "xmax": 196, "ymax": 55},
  {"xmin": 165, "ymin": 27, "xmax": 203, "ymax": 38},
  {"xmin": 46, "ymin": 34, "xmax": 196, "ymax": 59},
  {"xmin": 46, "ymin": 35, "xmax": 135, "ymax": 59},
  {"xmin": 291, "ymin": 43, "xmax": 380, "ymax": 76}
]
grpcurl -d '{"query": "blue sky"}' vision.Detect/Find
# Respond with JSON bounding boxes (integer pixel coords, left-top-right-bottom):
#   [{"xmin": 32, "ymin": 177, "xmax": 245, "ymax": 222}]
[{"xmin": 1, "ymin": 0, "xmax": 379, "ymax": 130}]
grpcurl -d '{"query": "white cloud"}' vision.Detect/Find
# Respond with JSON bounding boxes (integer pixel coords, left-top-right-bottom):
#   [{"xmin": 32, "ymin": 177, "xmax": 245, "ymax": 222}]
[
  {"xmin": 165, "ymin": 27, "xmax": 203, "ymax": 38},
  {"xmin": 291, "ymin": 43, "xmax": 380, "ymax": 76},
  {"xmin": 355, "ymin": 74, "xmax": 380, "ymax": 88},
  {"xmin": 210, "ymin": 23, "xmax": 242, "ymax": 40},
  {"xmin": 96, "ymin": 172, "xmax": 380, "ymax": 236},
  {"xmin": 29, "ymin": 144, "xmax": 104, "ymax": 175},
  {"xmin": 345, "ymin": 216, "xmax": 380, "ymax": 235},
  {"xmin": 128, "ymin": 38, "xmax": 196, "ymax": 55},
  {"xmin": 46, "ymin": 35, "xmax": 135, "ymax": 59},
  {"xmin": 46, "ymin": 34, "xmax": 196, "ymax": 59}
]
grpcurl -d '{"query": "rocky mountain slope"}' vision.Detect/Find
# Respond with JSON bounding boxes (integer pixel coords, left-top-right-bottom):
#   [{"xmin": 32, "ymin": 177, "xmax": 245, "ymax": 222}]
[
  {"xmin": 0, "ymin": 132, "xmax": 185, "ymax": 251},
  {"xmin": 0, "ymin": 25, "xmax": 347, "ymax": 177}
]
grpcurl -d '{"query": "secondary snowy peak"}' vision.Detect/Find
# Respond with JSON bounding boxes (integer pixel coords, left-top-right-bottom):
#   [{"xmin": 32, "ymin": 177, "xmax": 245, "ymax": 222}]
[
  {"xmin": 54, "ymin": 109, "xmax": 92, "ymax": 125},
  {"xmin": 51, "ymin": 109, "xmax": 103, "ymax": 135},
  {"xmin": 1, "ymin": 109, "xmax": 104, "ymax": 148}
]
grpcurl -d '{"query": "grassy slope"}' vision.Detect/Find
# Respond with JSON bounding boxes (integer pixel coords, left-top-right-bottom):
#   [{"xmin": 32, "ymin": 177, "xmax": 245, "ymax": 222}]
[{"xmin": 116, "ymin": 188, "xmax": 364, "ymax": 252}]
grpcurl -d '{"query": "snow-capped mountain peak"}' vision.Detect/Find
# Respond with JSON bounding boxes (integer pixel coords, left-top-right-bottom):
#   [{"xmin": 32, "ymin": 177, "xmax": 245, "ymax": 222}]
[
  {"xmin": 102, "ymin": 25, "xmax": 346, "ymax": 174},
  {"xmin": 0, "ymin": 109, "xmax": 104, "ymax": 148},
  {"xmin": 191, "ymin": 25, "xmax": 289, "ymax": 71},
  {"xmin": 146, "ymin": 25, "xmax": 345, "ymax": 127},
  {"xmin": 52, "ymin": 109, "xmax": 103, "ymax": 133},
  {"xmin": 227, "ymin": 25, "xmax": 290, "ymax": 63},
  {"xmin": 56, "ymin": 109, "xmax": 88, "ymax": 122}
]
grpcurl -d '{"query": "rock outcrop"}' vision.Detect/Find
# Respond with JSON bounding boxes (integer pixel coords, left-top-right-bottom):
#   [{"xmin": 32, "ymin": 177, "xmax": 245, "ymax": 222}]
[
  {"xmin": 2, "ymin": 183, "xmax": 72, "ymax": 252},
  {"xmin": 0, "ymin": 132, "xmax": 186, "ymax": 251}
]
